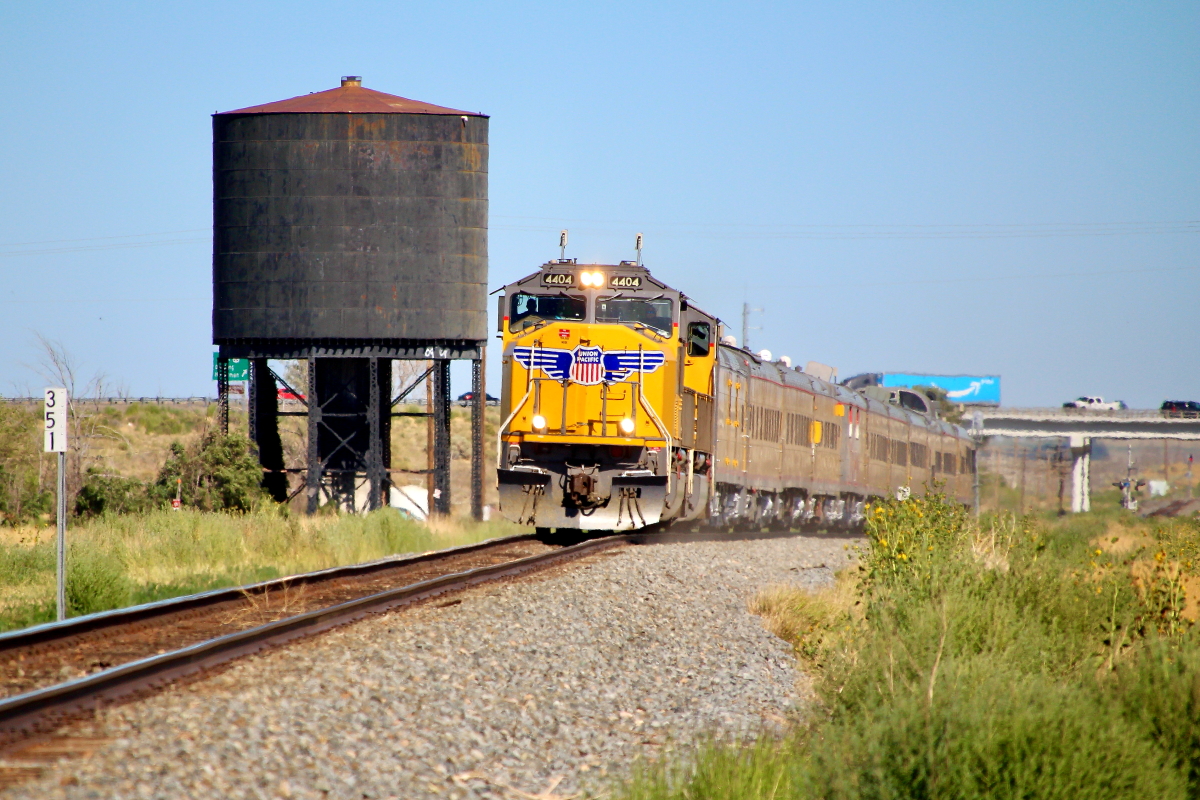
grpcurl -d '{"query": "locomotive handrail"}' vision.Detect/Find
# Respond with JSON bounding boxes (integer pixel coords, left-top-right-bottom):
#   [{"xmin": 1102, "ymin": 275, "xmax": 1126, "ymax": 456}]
[
  {"xmin": 638, "ymin": 387, "xmax": 674, "ymax": 496},
  {"xmin": 495, "ymin": 386, "xmax": 534, "ymax": 470}
]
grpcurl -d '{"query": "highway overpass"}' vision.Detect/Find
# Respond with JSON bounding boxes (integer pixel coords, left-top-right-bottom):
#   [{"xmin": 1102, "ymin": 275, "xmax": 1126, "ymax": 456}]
[{"xmin": 970, "ymin": 408, "xmax": 1200, "ymax": 513}]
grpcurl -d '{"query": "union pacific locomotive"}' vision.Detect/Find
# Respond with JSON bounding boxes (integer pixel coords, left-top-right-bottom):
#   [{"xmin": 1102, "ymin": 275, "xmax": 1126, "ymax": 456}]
[{"xmin": 495, "ymin": 260, "xmax": 976, "ymax": 532}]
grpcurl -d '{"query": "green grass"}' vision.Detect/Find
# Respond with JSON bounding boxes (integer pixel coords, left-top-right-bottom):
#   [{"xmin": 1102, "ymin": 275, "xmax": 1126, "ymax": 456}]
[
  {"xmin": 95, "ymin": 401, "xmax": 215, "ymax": 436},
  {"xmin": 0, "ymin": 508, "xmax": 525, "ymax": 631},
  {"xmin": 617, "ymin": 498, "xmax": 1200, "ymax": 800}
]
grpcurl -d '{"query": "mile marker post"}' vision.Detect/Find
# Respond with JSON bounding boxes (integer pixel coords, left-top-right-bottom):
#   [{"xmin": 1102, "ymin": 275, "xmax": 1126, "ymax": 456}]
[{"xmin": 44, "ymin": 387, "xmax": 68, "ymax": 620}]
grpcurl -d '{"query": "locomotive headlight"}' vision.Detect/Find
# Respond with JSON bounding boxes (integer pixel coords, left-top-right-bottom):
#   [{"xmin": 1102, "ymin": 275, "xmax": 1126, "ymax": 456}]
[
  {"xmin": 531, "ymin": 414, "xmax": 547, "ymax": 431},
  {"xmin": 580, "ymin": 272, "xmax": 594, "ymax": 287},
  {"xmin": 619, "ymin": 417, "xmax": 635, "ymax": 434},
  {"xmin": 580, "ymin": 271, "xmax": 604, "ymax": 287}
]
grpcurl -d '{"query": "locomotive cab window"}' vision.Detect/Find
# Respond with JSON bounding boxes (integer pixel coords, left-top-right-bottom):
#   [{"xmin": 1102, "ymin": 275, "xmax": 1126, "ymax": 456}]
[
  {"xmin": 596, "ymin": 297, "xmax": 673, "ymax": 336},
  {"xmin": 686, "ymin": 322, "xmax": 712, "ymax": 357},
  {"xmin": 509, "ymin": 292, "xmax": 586, "ymax": 332}
]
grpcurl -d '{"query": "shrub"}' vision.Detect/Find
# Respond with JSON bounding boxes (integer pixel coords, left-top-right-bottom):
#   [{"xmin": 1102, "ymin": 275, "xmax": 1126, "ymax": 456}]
[
  {"xmin": 1110, "ymin": 639, "xmax": 1200, "ymax": 793},
  {"xmin": 808, "ymin": 667, "xmax": 1185, "ymax": 800},
  {"xmin": 74, "ymin": 467, "xmax": 152, "ymax": 519},
  {"xmin": 0, "ymin": 403, "xmax": 52, "ymax": 525},
  {"xmin": 616, "ymin": 499, "xmax": 1200, "ymax": 800},
  {"xmin": 66, "ymin": 544, "xmax": 132, "ymax": 616},
  {"xmin": 152, "ymin": 433, "xmax": 267, "ymax": 512}
]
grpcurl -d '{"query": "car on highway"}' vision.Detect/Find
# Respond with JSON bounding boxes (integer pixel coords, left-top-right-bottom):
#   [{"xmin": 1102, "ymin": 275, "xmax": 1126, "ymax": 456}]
[
  {"xmin": 1063, "ymin": 396, "xmax": 1127, "ymax": 411},
  {"xmin": 456, "ymin": 391, "xmax": 499, "ymax": 407},
  {"xmin": 1162, "ymin": 400, "xmax": 1200, "ymax": 418}
]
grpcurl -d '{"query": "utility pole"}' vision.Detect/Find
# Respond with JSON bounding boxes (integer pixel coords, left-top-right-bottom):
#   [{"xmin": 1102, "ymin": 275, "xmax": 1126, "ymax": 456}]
[
  {"xmin": 970, "ymin": 411, "xmax": 982, "ymax": 517},
  {"xmin": 1018, "ymin": 443, "xmax": 1027, "ymax": 515},
  {"xmin": 741, "ymin": 303, "xmax": 762, "ymax": 350}
]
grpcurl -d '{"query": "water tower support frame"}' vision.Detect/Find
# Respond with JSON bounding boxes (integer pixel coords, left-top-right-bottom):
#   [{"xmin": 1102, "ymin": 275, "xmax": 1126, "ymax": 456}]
[{"xmin": 230, "ymin": 344, "xmax": 485, "ymax": 519}]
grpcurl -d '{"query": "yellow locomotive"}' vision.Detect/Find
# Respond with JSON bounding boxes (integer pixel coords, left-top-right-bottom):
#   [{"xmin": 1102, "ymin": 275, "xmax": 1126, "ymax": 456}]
[{"xmin": 496, "ymin": 260, "xmax": 975, "ymax": 533}]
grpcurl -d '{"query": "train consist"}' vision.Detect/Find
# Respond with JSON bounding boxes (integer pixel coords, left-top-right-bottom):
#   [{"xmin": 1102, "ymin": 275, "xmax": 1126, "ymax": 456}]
[{"xmin": 496, "ymin": 261, "xmax": 976, "ymax": 532}]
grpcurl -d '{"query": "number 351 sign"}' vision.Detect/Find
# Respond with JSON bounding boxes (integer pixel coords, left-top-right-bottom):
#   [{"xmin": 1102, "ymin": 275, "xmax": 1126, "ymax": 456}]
[{"xmin": 44, "ymin": 387, "xmax": 68, "ymax": 452}]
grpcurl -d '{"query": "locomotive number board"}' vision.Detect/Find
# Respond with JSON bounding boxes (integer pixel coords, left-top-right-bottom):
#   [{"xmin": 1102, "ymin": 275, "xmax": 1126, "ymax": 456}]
[
  {"xmin": 609, "ymin": 275, "xmax": 642, "ymax": 288},
  {"xmin": 542, "ymin": 273, "xmax": 574, "ymax": 287}
]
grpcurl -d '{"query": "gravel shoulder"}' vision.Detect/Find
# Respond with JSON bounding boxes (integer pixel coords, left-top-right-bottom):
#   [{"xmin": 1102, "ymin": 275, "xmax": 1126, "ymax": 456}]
[{"xmin": 2, "ymin": 534, "xmax": 857, "ymax": 800}]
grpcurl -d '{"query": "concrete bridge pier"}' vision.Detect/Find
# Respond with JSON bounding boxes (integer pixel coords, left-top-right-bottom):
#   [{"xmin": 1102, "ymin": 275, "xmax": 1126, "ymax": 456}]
[{"xmin": 1070, "ymin": 434, "xmax": 1091, "ymax": 513}]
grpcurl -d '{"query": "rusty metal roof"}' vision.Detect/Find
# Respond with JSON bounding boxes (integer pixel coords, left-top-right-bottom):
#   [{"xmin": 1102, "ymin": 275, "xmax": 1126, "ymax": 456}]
[{"xmin": 217, "ymin": 77, "xmax": 485, "ymax": 116}]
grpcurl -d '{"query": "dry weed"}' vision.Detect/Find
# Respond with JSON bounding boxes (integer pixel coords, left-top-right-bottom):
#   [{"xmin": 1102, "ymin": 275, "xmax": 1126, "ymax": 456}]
[
  {"xmin": 971, "ymin": 514, "xmax": 1016, "ymax": 572},
  {"xmin": 750, "ymin": 570, "xmax": 858, "ymax": 664},
  {"xmin": 1095, "ymin": 520, "xmax": 1154, "ymax": 556},
  {"xmin": 222, "ymin": 579, "xmax": 312, "ymax": 626}
]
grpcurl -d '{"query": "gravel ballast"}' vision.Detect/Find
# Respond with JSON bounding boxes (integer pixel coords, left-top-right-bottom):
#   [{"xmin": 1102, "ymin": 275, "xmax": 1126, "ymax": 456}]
[{"xmin": 4, "ymin": 535, "xmax": 856, "ymax": 799}]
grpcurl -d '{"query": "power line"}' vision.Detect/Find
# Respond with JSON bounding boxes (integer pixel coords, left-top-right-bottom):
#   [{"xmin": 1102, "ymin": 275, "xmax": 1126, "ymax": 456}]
[
  {"xmin": 763, "ymin": 262, "xmax": 1198, "ymax": 291},
  {"xmin": 1, "ymin": 217, "xmax": 1195, "ymax": 259},
  {"xmin": 0, "ymin": 228, "xmax": 209, "ymax": 247},
  {"xmin": 0, "ymin": 238, "xmax": 208, "ymax": 257},
  {"xmin": 493, "ymin": 214, "xmax": 1200, "ymax": 230},
  {"xmin": 490, "ymin": 217, "xmax": 1199, "ymax": 240}
]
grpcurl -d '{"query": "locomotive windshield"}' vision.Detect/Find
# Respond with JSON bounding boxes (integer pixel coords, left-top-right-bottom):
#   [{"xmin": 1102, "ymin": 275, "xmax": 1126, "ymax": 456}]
[
  {"xmin": 596, "ymin": 297, "xmax": 674, "ymax": 336},
  {"xmin": 509, "ymin": 292, "xmax": 586, "ymax": 331}
]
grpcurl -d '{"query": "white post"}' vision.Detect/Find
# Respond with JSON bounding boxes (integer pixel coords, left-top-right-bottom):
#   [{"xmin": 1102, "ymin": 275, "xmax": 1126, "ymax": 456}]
[
  {"xmin": 44, "ymin": 387, "xmax": 69, "ymax": 620},
  {"xmin": 1082, "ymin": 447, "xmax": 1091, "ymax": 512},
  {"xmin": 1069, "ymin": 434, "xmax": 1091, "ymax": 514},
  {"xmin": 56, "ymin": 451, "xmax": 66, "ymax": 619}
]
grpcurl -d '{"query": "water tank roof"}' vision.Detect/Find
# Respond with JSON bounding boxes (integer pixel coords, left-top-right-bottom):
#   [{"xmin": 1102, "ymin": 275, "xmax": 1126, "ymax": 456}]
[{"xmin": 217, "ymin": 77, "xmax": 486, "ymax": 117}]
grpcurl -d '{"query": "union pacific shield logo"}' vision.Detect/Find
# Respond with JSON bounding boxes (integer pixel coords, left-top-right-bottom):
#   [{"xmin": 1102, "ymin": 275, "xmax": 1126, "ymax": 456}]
[
  {"xmin": 512, "ymin": 345, "xmax": 666, "ymax": 384},
  {"xmin": 569, "ymin": 346, "xmax": 604, "ymax": 385}
]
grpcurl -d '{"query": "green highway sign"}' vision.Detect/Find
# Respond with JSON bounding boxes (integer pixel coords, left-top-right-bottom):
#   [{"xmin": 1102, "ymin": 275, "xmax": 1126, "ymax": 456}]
[{"xmin": 212, "ymin": 353, "xmax": 249, "ymax": 381}]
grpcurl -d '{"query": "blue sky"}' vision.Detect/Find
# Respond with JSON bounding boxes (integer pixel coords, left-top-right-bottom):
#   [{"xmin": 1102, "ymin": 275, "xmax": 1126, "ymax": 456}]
[{"xmin": 0, "ymin": 1, "xmax": 1195, "ymax": 406}]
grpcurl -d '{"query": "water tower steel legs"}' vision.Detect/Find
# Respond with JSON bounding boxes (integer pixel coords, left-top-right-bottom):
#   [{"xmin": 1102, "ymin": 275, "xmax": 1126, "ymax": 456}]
[
  {"xmin": 306, "ymin": 356, "xmax": 321, "ymax": 515},
  {"xmin": 247, "ymin": 361, "xmax": 257, "ymax": 445},
  {"xmin": 367, "ymin": 357, "xmax": 386, "ymax": 512},
  {"xmin": 249, "ymin": 359, "xmax": 288, "ymax": 503},
  {"xmin": 432, "ymin": 359, "xmax": 452, "ymax": 516},
  {"xmin": 471, "ymin": 355, "xmax": 485, "ymax": 521},
  {"xmin": 231, "ymin": 351, "xmax": 477, "ymax": 516},
  {"xmin": 216, "ymin": 357, "xmax": 230, "ymax": 436}
]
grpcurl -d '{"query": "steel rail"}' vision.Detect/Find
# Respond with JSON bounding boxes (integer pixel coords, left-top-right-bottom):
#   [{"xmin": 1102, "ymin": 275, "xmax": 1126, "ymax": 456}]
[
  {"xmin": 0, "ymin": 526, "xmax": 832, "ymax": 747},
  {"xmin": 0, "ymin": 533, "xmax": 628, "ymax": 745},
  {"xmin": 0, "ymin": 533, "xmax": 540, "ymax": 654}
]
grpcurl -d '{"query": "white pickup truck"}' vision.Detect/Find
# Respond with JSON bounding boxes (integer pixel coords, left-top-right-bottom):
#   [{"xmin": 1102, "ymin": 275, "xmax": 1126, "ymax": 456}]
[{"xmin": 1063, "ymin": 396, "xmax": 1127, "ymax": 411}]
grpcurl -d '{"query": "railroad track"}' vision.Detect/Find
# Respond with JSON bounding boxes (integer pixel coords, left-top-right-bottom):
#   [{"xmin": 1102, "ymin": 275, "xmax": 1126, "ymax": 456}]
[
  {"xmin": 0, "ymin": 532, "xmax": 636, "ymax": 750},
  {"xmin": 0, "ymin": 525, "xmax": 815, "ymax": 770}
]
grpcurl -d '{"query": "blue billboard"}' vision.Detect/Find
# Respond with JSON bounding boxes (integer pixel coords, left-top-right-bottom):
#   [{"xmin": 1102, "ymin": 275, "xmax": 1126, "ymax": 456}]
[{"xmin": 880, "ymin": 374, "xmax": 1000, "ymax": 405}]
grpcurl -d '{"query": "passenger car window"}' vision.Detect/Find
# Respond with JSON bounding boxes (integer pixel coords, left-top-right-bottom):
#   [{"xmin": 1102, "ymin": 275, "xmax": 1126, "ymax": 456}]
[
  {"xmin": 509, "ymin": 292, "xmax": 586, "ymax": 332},
  {"xmin": 686, "ymin": 322, "xmax": 711, "ymax": 357}
]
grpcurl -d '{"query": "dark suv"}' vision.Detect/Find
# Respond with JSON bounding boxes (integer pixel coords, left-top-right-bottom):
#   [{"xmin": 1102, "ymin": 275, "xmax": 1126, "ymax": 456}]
[
  {"xmin": 1161, "ymin": 400, "xmax": 1200, "ymax": 418},
  {"xmin": 457, "ymin": 391, "xmax": 499, "ymax": 407}
]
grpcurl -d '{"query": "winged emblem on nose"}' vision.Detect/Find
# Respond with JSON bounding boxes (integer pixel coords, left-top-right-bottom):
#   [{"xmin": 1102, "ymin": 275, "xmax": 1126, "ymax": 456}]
[{"xmin": 512, "ymin": 346, "xmax": 667, "ymax": 385}]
